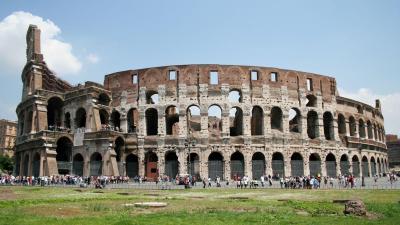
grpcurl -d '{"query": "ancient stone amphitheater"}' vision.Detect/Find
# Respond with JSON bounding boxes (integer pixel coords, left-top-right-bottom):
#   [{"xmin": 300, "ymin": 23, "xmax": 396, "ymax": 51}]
[{"xmin": 15, "ymin": 25, "xmax": 388, "ymax": 181}]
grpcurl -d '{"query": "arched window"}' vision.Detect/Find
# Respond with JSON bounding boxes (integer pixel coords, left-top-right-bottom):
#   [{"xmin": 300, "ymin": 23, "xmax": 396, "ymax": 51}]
[
  {"xmin": 145, "ymin": 108, "xmax": 158, "ymax": 136},
  {"xmin": 271, "ymin": 107, "xmax": 283, "ymax": 131},
  {"xmin": 166, "ymin": 106, "xmax": 179, "ymax": 135},
  {"xmin": 307, "ymin": 111, "xmax": 319, "ymax": 139},
  {"xmin": 228, "ymin": 90, "xmax": 242, "ymax": 103},
  {"xmin": 187, "ymin": 105, "xmax": 201, "ymax": 133},
  {"xmin": 323, "ymin": 112, "xmax": 334, "ymax": 140},
  {"xmin": 127, "ymin": 108, "xmax": 138, "ymax": 133},
  {"xmin": 251, "ymin": 106, "xmax": 264, "ymax": 135},
  {"xmin": 306, "ymin": 95, "xmax": 317, "ymax": 107},
  {"xmin": 146, "ymin": 91, "xmax": 159, "ymax": 104},
  {"xmin": 338, "ymin": 114, "xmax": 346, "ymax": 135},
  {"xmin": 289, "ymin": 108, "xmax": 301, "ymax": 133},
  {"xmin": 75, "ymin": 108, "xmax": 86, "ymax": 129},
  {"xmin": 359, "ymin": 119, "xmax": 366, "ymax": 138},
  {"xmin": 47, "ymin": 97, "xmax": 63, "ymax": 129},
  {"xmin": 349, "ymin": 116, "xmax": 356, "ymax": 137},
  {"xmin": 110, "ymin": 110, "xmax": 121, "ymax": 131},
  {"xmin": 208, "ymin": 105, "xmax": 222, "ymax": 137},
  {"xmin": 98, "ymin": 93, "xmax": 111, "ymax": 106},
  {"xmin": 229, "ymin": 107, "xmax": 243, "ymax": 136}
]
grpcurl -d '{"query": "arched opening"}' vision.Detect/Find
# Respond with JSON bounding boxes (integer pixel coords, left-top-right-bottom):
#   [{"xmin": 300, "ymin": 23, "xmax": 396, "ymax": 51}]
[
  {"xmin": 229, "ymin": 107, "xmax": 243, "ymax": 136},
  {"xmin": 75, "ymin": 108, "xmax": 86, "ymax": 129},
  {"xmin": 146, "ymin": 91, "xmax": 159, "ymax": 104},
  {"xmin": 352, "ymin": 156, "xmax": 360, "ymax": 177},
  {"xmin": 291, "ymin": 153, "xmax": 304, "ymax": 177},
  {"xmin": 47, "ymin": 97, "xmax": 63, "ymax": 129},
  {"xmin": 145, "ymin": 151, "xmax": 158, "ymax": 181},
  {"xmin": 187, "ymin": 153, "xmax": 200, "ymax": 178},
  {"xmin": 15, "ymin": 153, "xmax": 21, "ymax": 176},
  {"xmin": 228, "ymin": 89, "xmax": 242, "ymax": 103},
  {"xmin": 359, "ymin": 119, "xmax": 366, "ymax": 138},
  {"xmin": 362, "ymin": 156, "xmax": 369, "ymax": 177},
  {"xmin": 208, "ymin": 152, "xmax": 224, "ymax": 180},
  {"xmin": 32, "ymin": 153, "xmax": 40, "ymax": 177},
  {"xmin": 127, "ymin": 108, "xmax": 139, "ymax": 133},
  {"xmin": 338, "ymin": 114, "xmax": 346, "ymax": 135},
  {"xmin": 23, "ymin": 155, "xmax": 29, "ymax": 176},
  {"xmin": 56, "ymin": 137, "xmax": 72, "ymax": 175},
  {"xmin": 73, "ymin": 154, "xmax": 84, "ymax": 176},
  {"xmin": 166, "ymin": 106, "xmax": 179, "ymax": 135},
  {"xmin": 18, "ymin": 114, "xmax": 25, "ymax": 135},
  {"xmin": 349, "ymin": 116, "xmax": 356, "ymax": 137},
  {"xmin": 110, "ymin": 110, "xmax": 121, "ymax": 131},
  {"xmin": 230, "ymin": 151, "xmax": 244, "ymax": 179},
  {"xmin": 323, "ymin": 112, "xmax": 334, "ymax": 140},
  {"xmin": 357, "ymin": 105, "xmax": 363, "ymax": 114},
  {"xmin": 271, "ymin": 107, "xmax": 283, "ymax": 131},
  {"xmin": 208, "ymin": 105, "xmax": 222, "ymax": 138},
  {"xmin": 373, "ymin": 124, "xmax": 378, "ymax": 141},
  {"xmin": 187, "ymin": 105, "xmax": 201, "ymax": 134},
  {"xmin": 165, "ymin": 151, "xmax": 179, "ymax": 179},
  {"xmin": 272, "ymin": 152, "xmax": 285, "ymax": 178},
  {"xmin": 26, "ymin": 111, "xmax": 33, "ymax": 133},
  {"xmin": 340, "ymin": 155, "xmax": 349, "ymax": 176},
  {"xmin": 99, "ymin": 109, "xmax": 109, "ymax": 127},
  {"xmin": 145, "ymin": 108, "xmax": 158, "ymax": 136},
  {"xmin": 90, "ymin": 152, "xmax": 102, "ymax": 176},
  {"xmin": 126, "ymin": 154, "xmax": 139, "ymax": 178},
  {"xmin": 370, "ymin": 157, "xmax": 376, "ymax": 176},
  {"xmin": 309, "ymin": 153, "xmax": 321, "ymax": 176},
  {"xmin": 64, "ymin": 112, "xmax": 71, "ymax": 129},
  {"xmin": 306, "ymin": 95, "xmax": 317, "ymax": 107},
  {"xmin": 377, "ymin": 157, "xmax": 381, "ymax": 175},
  {"xmin": 115, "ymin": 137, "xmax": 124, "ymax": 162},
  {"xmin": 252, "ymin": 152, "xmax": 265, "ymax": 180},
  {"xmin": 251, "ymin": 106, "xmax": 264, "ymax": 135},
  {"xmin": 98, "ymin": 93, "xmax": 111, "ymax": 106},
  {"xmin": 367, "ymin": 121, "xmax": 373, "ymax": 139},
  {"xmin": 289, "ymin": 108, "xmax": 301, "ymax": 133},
  {"xmin": 307, "ymin": 111, "xmax": 319, "ymax": 139},
  {"xmin": 326, "ymin": 153, "xmax": 337, "ymax": 178}
]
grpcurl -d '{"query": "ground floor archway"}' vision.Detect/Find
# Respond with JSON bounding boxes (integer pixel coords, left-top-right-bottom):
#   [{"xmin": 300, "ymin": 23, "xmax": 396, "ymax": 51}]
[
  {"xmin": 252, "ymin": 152, "xmax": 265, "ymax": 180},
  {"xmin": 208, "ymin": 152, "xmax": 224, "ymax": 180},
  {"xmin": 126, "ymin": 154, "xmax": 139, "ymax": 178},
  {"xmin": 272, "ymin": 152, "xmax": 284, "ymax": 178}
]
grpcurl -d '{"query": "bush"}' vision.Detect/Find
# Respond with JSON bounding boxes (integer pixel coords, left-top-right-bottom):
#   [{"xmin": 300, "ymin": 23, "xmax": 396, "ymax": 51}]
[{"xmin": 0, "ymin": 155, "xmax": 14, "ymax": 173}]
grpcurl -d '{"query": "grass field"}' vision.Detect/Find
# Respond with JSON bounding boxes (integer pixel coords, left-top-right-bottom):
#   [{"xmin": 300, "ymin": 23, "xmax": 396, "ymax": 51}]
[{"xmin": 0, "ymin": 186, "xmax": 399, "ymax": 225}]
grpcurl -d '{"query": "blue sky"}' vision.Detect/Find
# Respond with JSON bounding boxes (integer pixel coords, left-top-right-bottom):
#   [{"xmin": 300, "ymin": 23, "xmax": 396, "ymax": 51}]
[{"xmin": 0, "ymin": 0, "xmax": 399, "ymax": 135}]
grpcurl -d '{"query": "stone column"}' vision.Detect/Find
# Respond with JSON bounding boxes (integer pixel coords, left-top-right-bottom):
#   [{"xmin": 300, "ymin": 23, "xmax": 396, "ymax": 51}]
[
  {"xmin": 138, "ymin": 148, "xmax": 145, "ymax": 177},
  {"xmin": 303, "ymin": 155, "xmax": 310, "ymax": 176}
]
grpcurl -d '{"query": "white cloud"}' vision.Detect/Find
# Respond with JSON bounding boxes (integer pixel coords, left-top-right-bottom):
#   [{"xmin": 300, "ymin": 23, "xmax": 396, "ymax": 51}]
[
  {"xmin": 339, "ymin": 88, "xmax": 400, "ymax": 136},
  {"xmin": 86, "ymin": 53, "xmax": 99, "ymax": 64},
  {"xmin": 0, "ymin": 11, "xmax": 82, "ymax": 76}
]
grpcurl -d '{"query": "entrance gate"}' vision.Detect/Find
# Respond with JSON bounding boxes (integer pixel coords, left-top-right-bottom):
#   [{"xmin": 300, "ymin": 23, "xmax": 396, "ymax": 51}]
[{"xmin": 208, "ymin": 152, "xmax": 224, "ymax": 180}]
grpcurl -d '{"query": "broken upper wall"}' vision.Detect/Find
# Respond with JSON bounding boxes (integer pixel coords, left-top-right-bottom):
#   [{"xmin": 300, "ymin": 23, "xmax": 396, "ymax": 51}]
[
  {"xmin": 103, "ymin": 64, "xmax": 338, "ymax": 107},
  {"xmin": 21, "ymin": 25, "xmax": 72, "ymax": 100}
]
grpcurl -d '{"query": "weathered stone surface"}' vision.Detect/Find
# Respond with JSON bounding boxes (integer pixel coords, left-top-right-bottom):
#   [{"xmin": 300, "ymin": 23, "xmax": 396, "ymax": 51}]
[{"xmin": 344, "ymin": 200, "xmax": 367, "ymax": 216}]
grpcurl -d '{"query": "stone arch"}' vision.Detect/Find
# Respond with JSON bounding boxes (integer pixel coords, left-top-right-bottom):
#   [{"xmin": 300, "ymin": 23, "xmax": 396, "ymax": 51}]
[
  {"xmin": 166, "ymin": 105, "xmax": 179, "ymax": 135},
  {"xmin": 165, "ymin": 151, "xmax": 179, "ymax": 179},
  {"xmin": 145, "ymin": 108, "xmax": 158, "ymax": 136},
  {"xmin": 47, "ymin": 97, "xmax": 63, "ymax": 129},
  {"xmin": 72, "ymin": 153, "xmax": 84, "ymax": 176},
  {"xmin": 208, "ymin": 105, "xmax": 222, "ymax": 137},
  {"xmin": 228, "ymin": 89, "xmax": 242, "ymax": 103},
  {"xmin": 326, "ymin": 153, "xmax": 337, "ymax": 178},
  {"xmin": 359, "ymin": 119, "xmax": 366, "ymax": 138},
  {"xmin": 98, "ymin": 93, "xmax": 111, "ymax": 106},
  {"xmin": 187, "ymin": 105, "xmax": 201, "ymax": 134},
  {"xmin": 145, "ymin": 151, "xmax": 158, "ymax": 181},
  {"xmin": 340, "ymin": 154, "xmax": 350, "ymax": 176},
  {"xmin": 75, "ymin": 108, "xmax": 86, "ymax": 129},
  {"xmin": 272, "ymin": 152, "xmax": 285, "ymax": 178},
  {"xmin": 56, "ymin": 136, "xmax": 73, "ymax": 175},
  {"xmin": 291, "ymin": 152, "xmax": 304, "ymax": 177},
  {"xmin": 307, "ymin": 111, "xmax": 319, "ymax": 139},
  {"xmin": 367, "ymin": 121, "xmax": 373, "ymax": 139},
  {"xmin": 110, "ymin": 110, "xmax": 121, "ymax": 130},
  {"xmin": 352, "ymin": 155, "xmax": 360, "ymax": 177},
  {"xmin": 361, "ymin": 156, "xmax": 369, "ymax": 177},
  {"xmin": 252, "ymin": 152, "xmax": 265, "ymax": 180},
  {"xmin": 349, "ymin": 116, "xmax": 356, "ymax": 137},
  {"xmin": 187, "ymin": 153, "xmax": 200, "ymax": 178},
  {"xmin": 338, "ymin": 114, "xmax": 346, "ymax": 135},
  {"xmin": 126, "ymin": 154, "xmax": 139, "ymax": 178},
  {"xmin": 99, "ymin": 109, "xmax": 109, "ymax": 126},
  {"xmin": 309, "ymin": 153, "xmax": 321, "ymax": 176},
  {"xmin": 114, "ymin": 136, "xmax": 124, "ymax": 162},
  {"xmin": 377, "ymin": 157, "xmax": 381, "ymax": 175},
  {"xmin": 208, "ymin": 152, "xmax": 224, "ymax": 180},
  {"xmin": 229, "ymin": 107, "xmax": 243, "ymax": 136},
  {"xmin": 323, "ymin": 112, "xmax": 334, "ymax": 140},
  {"xmin": 230, "ymin": 151, "xmax": 245, "ymax": 179},
  {"xmin": 32, "ymin": 152, "xmax": 40, "ymax": 177},
  {"xmin": 90, "ymin": 152, "xmax": 102, "ymax": 176},
  {"xmin": 146, "ymin": 90, "xmax": 159, "ymax": 104},
  {"xmin": 251, "ymin": 106, "xmax": 264, "ymax": 135},
  {"xmin": 289, "ymin": 108, "xmax": 301, "ymax": 133},
  {"xmin": 271, "ymin": 107, "xmax": 283, "ymax": 131},
  {"xmin": 306, "ymin": 94, "xmax": 317, "ymax": 107},
  {"xmin": 370, "ymin": 157, "xmax": 376, "ymax": 176},
  {"xmin": 64, "ymin": 112, "xmax": 71, "ymax": 129}
]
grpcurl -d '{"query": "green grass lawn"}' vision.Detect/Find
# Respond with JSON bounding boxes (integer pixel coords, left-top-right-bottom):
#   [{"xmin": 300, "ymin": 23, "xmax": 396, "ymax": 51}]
[{"xmin": 0, "ymin": 186, "xmax": 399, "ymax": 224}]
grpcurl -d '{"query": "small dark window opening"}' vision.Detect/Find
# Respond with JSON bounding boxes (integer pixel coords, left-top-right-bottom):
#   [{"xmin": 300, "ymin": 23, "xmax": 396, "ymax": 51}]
[
  {"xmin": 270, "ymin": 72, "xmax": 278, "ymax": 82},
  {"xmin": 169, "ymin": 70, "xmax": 176, "ymax": 80},
  {"xmin": 210, "ymin": 71, "xmax": 218, "ymax": 84},
  {"xmin": 251, "ymin": 71, "xmax": 258, "ymax": 81}
]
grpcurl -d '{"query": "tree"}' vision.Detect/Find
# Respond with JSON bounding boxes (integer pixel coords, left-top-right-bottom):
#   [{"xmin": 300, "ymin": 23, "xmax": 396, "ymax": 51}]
[{"xmin": 0, "ymin": 155, "xmax": 14, "ymax": 173}]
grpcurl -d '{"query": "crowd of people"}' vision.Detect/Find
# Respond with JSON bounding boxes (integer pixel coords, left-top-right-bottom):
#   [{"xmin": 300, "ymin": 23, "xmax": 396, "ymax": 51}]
[{"xmin": 0, "ymin": 172, "xmax": 398, "ymax": 189}]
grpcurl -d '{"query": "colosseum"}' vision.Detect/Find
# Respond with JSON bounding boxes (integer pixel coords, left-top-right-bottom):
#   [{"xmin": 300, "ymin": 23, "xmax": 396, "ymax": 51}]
[{"xmin": 15, "ymin": 25, "xmax": 388, "ymax": 181}]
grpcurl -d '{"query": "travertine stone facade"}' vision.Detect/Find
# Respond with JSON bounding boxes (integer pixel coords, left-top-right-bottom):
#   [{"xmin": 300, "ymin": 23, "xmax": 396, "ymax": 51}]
[
  {"xmin": 0, "ymin": 119, "xmax": 17, "ymax": 157},
  {"xmin": 15, "ymin": 25, "xmax": 389, "ymax": 180}
]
